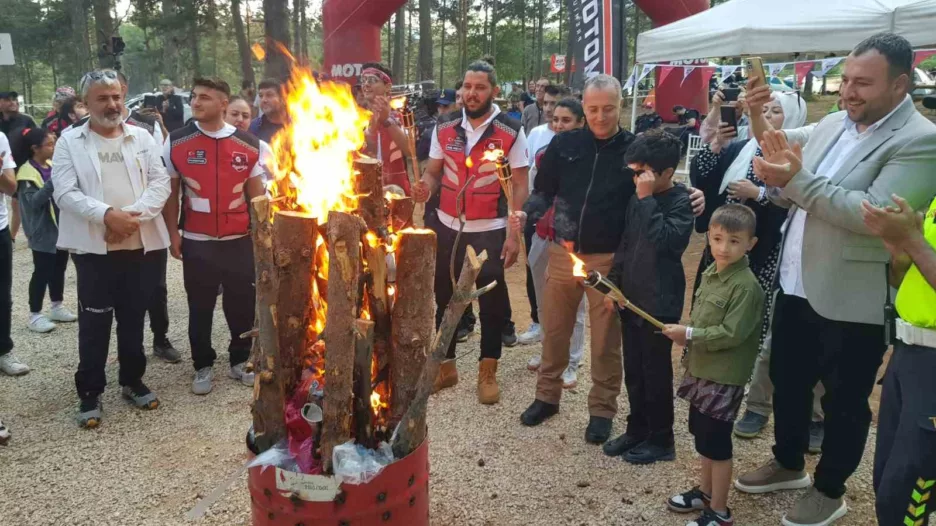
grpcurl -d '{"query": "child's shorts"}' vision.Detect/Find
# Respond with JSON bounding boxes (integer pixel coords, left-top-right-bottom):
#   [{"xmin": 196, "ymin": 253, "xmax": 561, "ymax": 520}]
[{"xmin": 688, "ymin": 405, "xmax": 734, "ymax": 461}]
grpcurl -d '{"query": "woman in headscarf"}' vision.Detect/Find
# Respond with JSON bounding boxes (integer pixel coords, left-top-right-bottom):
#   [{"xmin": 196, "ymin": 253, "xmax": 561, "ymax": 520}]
[{"xmin": 690, "ymin": 91, "xmax": 807, "ymax": 339}]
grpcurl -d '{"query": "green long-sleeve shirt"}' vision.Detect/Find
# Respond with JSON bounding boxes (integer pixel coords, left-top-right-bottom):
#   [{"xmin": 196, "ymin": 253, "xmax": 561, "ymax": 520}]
[{"xmin": 687, "ymin": 256, "xmax": 765, "ymax": 386}]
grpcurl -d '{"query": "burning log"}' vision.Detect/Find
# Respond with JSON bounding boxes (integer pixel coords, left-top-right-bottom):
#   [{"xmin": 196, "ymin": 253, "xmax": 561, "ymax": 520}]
[
  {"xmin": 321, "ymin": 210, "xmax": 366, "ymax": 472},
  {"xmin": 249, "ymin": 196, "xmax": 287, "ymax": 453},
  {"xmin": 353, "ymin": 319, "xmax": 376, "ymax": 448},
  {"xmin": 353, "ymin": 157, "xmax": 386, "ymax": 232},
  {"xmin": 364, "ymin": 238, "xmax": 391, "ymax": 372},
  {"xmin": 389, "ymin": 229, "xmax": 437, "ymax": 425},
  {"xmin": 273, "ymin": 211, "xmax": 318, "ymax": 396},
  {"xmin": 392, "ymin": 246, "xmax": 496, "ymax": 458},
  {"xmin": 388, "ymin": 195, "xmax": 415, "ymax": 232}
]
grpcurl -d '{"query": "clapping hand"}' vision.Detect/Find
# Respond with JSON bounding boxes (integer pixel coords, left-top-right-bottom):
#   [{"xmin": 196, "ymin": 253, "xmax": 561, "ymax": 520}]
[
  {"xmin": 752, "ymin": 130, "xmax": 802, "ymax": 188},
  {"xmin": 860, "ymin": 195, "xmax": 923, "ymax": 254}
]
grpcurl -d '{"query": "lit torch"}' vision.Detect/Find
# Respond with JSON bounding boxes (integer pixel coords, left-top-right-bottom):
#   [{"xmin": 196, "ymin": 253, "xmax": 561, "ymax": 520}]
[
  {"xmin": 481, "ymin": 149, "xmax": 526, "ymax": 255},
  {"xmin": 392, "ymin": 96, "xmax": 420, "ymax": 192},
  {"xmin": 568, "ymin": 253, "xmax": 666, "ymax": 330}
]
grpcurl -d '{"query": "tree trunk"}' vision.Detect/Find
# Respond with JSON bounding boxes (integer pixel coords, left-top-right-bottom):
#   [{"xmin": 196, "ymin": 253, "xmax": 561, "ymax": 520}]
[
  {"xmin": 320, "ymin": 211, "xmax": 366, "ymax": 473},
  {"xmin": 536, "ymin": 0, "xmax": 544, "ymax": 77},
  {"xmin": 557, "ymin": 0, "xmax": 563, "ymax": 82},
  {"xmin": 273, "ymin": 212, "xmax": 318, "ymax": 397},
  {"xmin": 490, "ymin": 0, "xmax": 497, "ymax": 57},
  {"xmin": 418, "ymin": 0, "xmax": 433, "ymax": 81},
  {"xmin": 459, "ymin": 0, "xmax": 468, "ymax": 72},
  {"xmin": 70, "ymin": 0, "xmax": 93, "ymax": 74},
  {"xmin": 190, "ymin": 30, "xmax": 202, "ymax": 77},
  {"xmin": 249, "ymin": 196, "xmax": 287, "ymax": 453},
  {"xmin": 406, "ymin": 4, "xmax": 413, "ymax": 83},
  {"xmin": 392, "ymin": 8, "xmax": 405, "ymax": 82},
  {"xmin": 299, "ymin": 0, "xmax": 309, "ymax": 60},
  {"xmin": 292, "ymin": 0, "xmax": 302, "ymax": 58},
  {"xmin": 392, "ymin": 245, "xmax": 494, "ymax": 458},
  {"xmin": 263, "ymin": 0, "xmax": 292, "ymax": 80},
  {"xmin": 483, "ymin": 0, "xmax": 489, "ymax": 54},
  {"xmin": 231, "ymin": 0, "xmax": 255, "ymax": 85},
  {"xmin": 386, "ymin": 20, "xmax": 392, "ymax": 66},
  {"xmin": 439, "ymin": 0, "xmax": 446, "ymax": 87},
  {"xmin": 631, "ymin": 5, "xmax": 641, "ymax": 72},
  {"xmin": 91, "ymin": 0, "xmax": 115, "ymax": 68},
  {"xmin": 389, "ymin": 230, "xmax": 437, "ymax": 426},
  {"xmin": 520, "ymin": 0, "xmax": 526, "ymax": 84},
  {"xmin": 162, "ymin": 0, "xmax": 180, "ymax": 82},
  {"xmin": 564, "ymin": 0, "xmax": 573, "ymax": 84}
]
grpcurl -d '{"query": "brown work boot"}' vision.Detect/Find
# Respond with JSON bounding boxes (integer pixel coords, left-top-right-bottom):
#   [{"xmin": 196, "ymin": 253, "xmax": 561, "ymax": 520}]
[
  {"xmin": 432, "ymin": 360, "xmax": 458, "ymax": 394},
  {"xmin": 477, "ymin": 358, "xmax": 500, "ymax": 404}
]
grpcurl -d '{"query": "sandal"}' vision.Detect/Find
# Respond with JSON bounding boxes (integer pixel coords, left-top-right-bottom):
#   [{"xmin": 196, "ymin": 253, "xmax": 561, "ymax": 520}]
[
  {"xmin": 79, "ymin": 398, "xmax": 103, "ymax": 429},
  {"xmin": 121, "ymin": 384, "xmax": 159, "ymax": 410}
]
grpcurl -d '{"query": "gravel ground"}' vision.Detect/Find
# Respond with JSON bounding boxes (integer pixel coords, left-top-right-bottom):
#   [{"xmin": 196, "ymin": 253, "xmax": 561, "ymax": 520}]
[{"xmin": 0, "ymin": 234, "xmax": 884, "ymax": 525}]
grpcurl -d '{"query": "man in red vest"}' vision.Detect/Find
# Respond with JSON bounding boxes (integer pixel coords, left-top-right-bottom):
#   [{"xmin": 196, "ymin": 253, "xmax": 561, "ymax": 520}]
[
  {"xmin": 162, "ymin": 77, "xmax": 266, "ymax": 396},
  {"xmin": 359, "ymin": 62, "xmax": 413, "ymax": 195},
  {"xmin": 413, "ymin": 57, "xmax": 529, "ymax": 405}
]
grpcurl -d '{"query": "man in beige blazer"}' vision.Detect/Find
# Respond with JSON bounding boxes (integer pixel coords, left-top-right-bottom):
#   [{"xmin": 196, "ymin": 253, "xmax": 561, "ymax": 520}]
[{"xmin": 733, "ymin": 33, "xmax": 936, "ymax": 526}]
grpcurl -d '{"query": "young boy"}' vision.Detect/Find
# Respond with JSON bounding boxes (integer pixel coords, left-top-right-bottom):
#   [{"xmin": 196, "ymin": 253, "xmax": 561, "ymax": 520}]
[
  {"xmin": 603, "ymin": 130, "xmax": 695, "ymax": 465},
  {"xmin": 662, "ymin": 203, "xmax": 765, "ymax": 526}
]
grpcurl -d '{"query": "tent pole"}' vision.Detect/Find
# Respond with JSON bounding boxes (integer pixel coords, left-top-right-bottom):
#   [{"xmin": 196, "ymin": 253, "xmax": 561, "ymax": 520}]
[{"xmin": 630, "ymin": 64, "xmax": 639, "ymax": 131}]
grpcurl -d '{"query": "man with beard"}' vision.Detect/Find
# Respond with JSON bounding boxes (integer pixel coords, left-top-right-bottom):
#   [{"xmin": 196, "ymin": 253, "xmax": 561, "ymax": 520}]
[
  {"xmin": 358, "ymin": 62, "xmax": 413, "ymax": 195},
  {"xmin": 249, "ymin": 79, "xmax": 287, "ymax": 143},
  {"xmin": 52, "ymin": 69, "xmax": 171, "ymax": 428},
  {"xmin": 519, "ymin": 74, "xmax": 705, "ymax": 444},
  {"xmin": 162, "ymin": 77, "xmax": 266, "ymax": 396},
  {"xmin": 413, "ymin": 58, "xmax": 529, "ymax": 405}
]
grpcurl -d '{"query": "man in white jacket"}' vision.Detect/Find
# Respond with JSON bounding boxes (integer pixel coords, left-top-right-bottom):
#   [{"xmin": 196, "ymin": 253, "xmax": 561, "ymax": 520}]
[{"xmin": 53, "ymin": 70, "xmax": 171, "ymax": 429}]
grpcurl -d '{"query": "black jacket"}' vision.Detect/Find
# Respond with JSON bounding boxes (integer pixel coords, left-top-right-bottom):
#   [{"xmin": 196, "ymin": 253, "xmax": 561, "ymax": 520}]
[
  {"xmin": 523, "ymin": 127, "xmax": 636, "ymax": 254},
  {"xmin": 156, "ymin": 92, "xmax": 185, "ymax": 132},
  {"xmin": 608, "ymin": 184, "xmax": 694, "ymax": 321}
]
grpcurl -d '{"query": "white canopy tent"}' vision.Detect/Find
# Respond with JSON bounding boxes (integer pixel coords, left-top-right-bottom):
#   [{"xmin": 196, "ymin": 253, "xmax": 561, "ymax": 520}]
[{"xmin": 635, "ymin": 0, "xmax": 936, "ymax": 64}]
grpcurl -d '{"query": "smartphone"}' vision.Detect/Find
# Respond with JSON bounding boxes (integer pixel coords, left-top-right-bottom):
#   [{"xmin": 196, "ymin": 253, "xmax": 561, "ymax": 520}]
[
  {"xmin": 744, "ymin": 57, "xmax": 767, "ymax": 89},
  {"xmin": 720, "ymin": 106, "xmax": 738, "ymax": 130},
  {"xmin": 143, "ymin": 95, "xmax": 159, "ymax": 109},
  {"xmin": 722, "ymin": 87, "xmax": 741, "ymax": 102}
]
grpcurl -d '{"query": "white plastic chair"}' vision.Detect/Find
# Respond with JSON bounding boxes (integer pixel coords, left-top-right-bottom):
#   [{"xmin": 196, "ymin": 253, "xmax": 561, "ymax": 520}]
[{"xmin": 678, "ymin": 134, "xmax": 703, "ymax": 176}]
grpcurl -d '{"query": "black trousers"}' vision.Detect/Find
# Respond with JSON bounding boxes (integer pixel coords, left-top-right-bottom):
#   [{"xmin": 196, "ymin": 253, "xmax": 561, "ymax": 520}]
[
  {"xmin": 434, "ymin": 225, "xmax": 509, "ymax": 361},
  {"xmin": 182, "ymin": 237, "xmax": 255, "ymax": 370},
  {"xmin": 770, "ymin": 292, "xmax": 886, "ymax": 499},
  {"xmin": 147, "ymin": 248, "xmax": 169, "ymax": 341},
  {"xmin": 29, "ymin": 249, "xmax": 69, "ymax": 313},
  {"xmin": 73, "ymin": 249, "xmax": 163, "ymax": 400},
  {"xmin": 874, "ymin": 341, "xmax": 936, "ymax": 526},
  {"xmin": 524, "ymin": 222, "xmax": 538, "ymax": 325},
  {"xmin": 0, "ymin": 229, "xmax": 12, "ymax": 356},
  {"xmin": 621, "ymin": 311, "xmax": 677, "ymax": 447}
]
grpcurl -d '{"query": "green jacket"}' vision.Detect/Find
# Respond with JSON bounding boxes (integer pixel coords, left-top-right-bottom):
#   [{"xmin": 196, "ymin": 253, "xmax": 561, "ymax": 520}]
[
  {"xmin": 687, "ymin": 256, "xmax": 765, "ymax": 386},
  {"xmin": 16, "ymin": 161, "xmax": 58, "ymax": 254}
]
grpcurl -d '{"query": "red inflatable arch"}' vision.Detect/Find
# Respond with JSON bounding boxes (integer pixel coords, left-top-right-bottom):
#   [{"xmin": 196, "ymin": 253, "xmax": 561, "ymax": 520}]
[{"xmin": 322, "ymin": 0, "xmax": 407, "ymax": 82}]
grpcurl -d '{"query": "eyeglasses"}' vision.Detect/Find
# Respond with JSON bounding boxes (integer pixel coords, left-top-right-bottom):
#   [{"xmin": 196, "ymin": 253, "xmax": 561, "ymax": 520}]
[{"xmin": 360, "ymin": 75, "xmax": 383, "ymax": 86}]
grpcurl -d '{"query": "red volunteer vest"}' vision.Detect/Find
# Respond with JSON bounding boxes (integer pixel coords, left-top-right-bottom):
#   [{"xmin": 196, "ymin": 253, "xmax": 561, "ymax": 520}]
[
  {"xmin": 169, "ymin": 123, "xmax": 260, "ymax": 238},
  {"xmin": 365, "ymin": 112, "xmax": 411, "ymax": 196},
  {"xmin": 436, "ymin": 112, "xmax": 520, "ymax": 220}
]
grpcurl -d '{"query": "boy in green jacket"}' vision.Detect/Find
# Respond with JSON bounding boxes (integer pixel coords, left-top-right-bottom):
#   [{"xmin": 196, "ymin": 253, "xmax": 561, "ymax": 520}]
[{"xmin": 661, "ymin": 203, "xmax": 765, "ymax": 526}]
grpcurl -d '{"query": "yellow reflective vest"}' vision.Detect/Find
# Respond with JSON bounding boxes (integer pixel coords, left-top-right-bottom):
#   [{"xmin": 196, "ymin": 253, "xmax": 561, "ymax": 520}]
[{"xmin": 895, "ymin": 196, "xmax": 936, "ymax": 329}]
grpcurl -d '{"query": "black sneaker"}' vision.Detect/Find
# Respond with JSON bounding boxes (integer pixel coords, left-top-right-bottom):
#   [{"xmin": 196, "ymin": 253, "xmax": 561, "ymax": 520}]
[
  {"xmin": 78, "ymin": 396, "xmax": 103, "ymax": 429},
  {"xmin": 687, "ymin": 507, "xmax": 733, "ymax": 526},
  {"xmin": 455, "ymin": 326, "xmax": 471, "ymax": 343},
  {"xmin": 667, "ymin": 486, "xmax": 710, "ymax": 513},
  {"xmin": 623, "ymin": 442, "xmax": 676, "ymax": 465},
  {"xmin": 502, "ymin": 321, "xmax": 518, "ymax": 347},
  {"xmin": 153, "ymin": 337, "xmax": 181, "ymax": 363},
  {"xmin": 520, "ymin": 400, "xmax": 559, "ymax": 426},
  {"xmin": 584, "ymin": 416, "xmax": 613, "ymax": 444},
  {"xmin": 603, "ymin": 433, "xmax": 645, "ymax": 457},
  {"xmin": 121, "ymin": 382, "xmax": 160, "ymax": 410}
]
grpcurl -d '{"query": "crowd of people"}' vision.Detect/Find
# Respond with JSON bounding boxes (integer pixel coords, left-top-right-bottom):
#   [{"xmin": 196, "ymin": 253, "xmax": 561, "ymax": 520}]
[{"xmin": 0, "ymin": 29, "xmax": 934, "ymax": 526}]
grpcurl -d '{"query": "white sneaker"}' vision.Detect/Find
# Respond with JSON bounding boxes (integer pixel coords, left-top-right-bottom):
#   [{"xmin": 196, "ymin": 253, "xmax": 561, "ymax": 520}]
[
  {"xmin": 27, "ymin": 315, "xmax": 56, "ymax": 334},
  {"xmin": 527, "ymin": 353, "xmax": 542, "ymax": 371},
  {"xmin": 228, "ymin": 363, "xmax": 255, "ymax": 387},
  {"xmin": 48, "ymin": 305, "xmax": 78, "ymax": 323},
  {"xmin": 562, "ymin": 364, "xmax": 578, "ymax": 389},
  {"xmin": 0, "ymin": 353, "xmax": 30, "ymax": 376},
  {"xmin": 192, "ymin": 367, "xmax": 214, "ymax": 395},
  {"xmin": 0, "ymin": 418, "xmax": 10, "ymax": 445},
  {"xmin": 518, "ymin": 322, "xmax": 544, "ymax": 345}
]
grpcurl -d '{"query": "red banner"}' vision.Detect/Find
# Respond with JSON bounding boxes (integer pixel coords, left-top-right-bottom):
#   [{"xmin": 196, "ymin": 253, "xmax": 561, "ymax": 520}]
[
  {"xmin": 701, "ymin": 66, "xmax": 716, "ymax": 88},
  {"xmin": 658, "ymin": 66, "xmax": 676, "ymax": 85},
  {"xmin": 793, "ymin": 61, "xmax": 816, "ymax": 85},
  {"xmin": 550, "ymin": 54, "xmax": 575, "ymax": 73},
  {"xmin": 914, "ymin": 50, "xmax": 936, "ymax": 68}
]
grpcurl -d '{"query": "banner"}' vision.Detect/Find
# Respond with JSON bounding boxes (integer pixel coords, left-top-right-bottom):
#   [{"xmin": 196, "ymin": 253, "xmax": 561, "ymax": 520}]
[
  {"xmin": 720, "ymin": 65, "xmax": 738, "ymax": 81},
  {"xmin": 659, "ymin": 66, "xmax": 676, "ymax": 85},
  {"xmin": 636, "ymin": 63, "xmax": 655, "ymax": 85},
  {"xmin": 914, "ymin": 50, "xmax": 936, "ymax": 67},
  {"xmin": 812, "ymin": 57, "xmax": 844, "ymax": 79},
  {"xmin": 550, "ymin": 54, "xmax": 567, "ymax": 73},
  {"xmin": 570, "ymin": 0, "xmax": 623, "ymax": 88},
  {"xmin": 793, "ymin": 61, "xmax": 816, "ymax": 83},
  {"xmin": 768, "ymin": 63, "xmax": 787, "ymax": 77},
  {"xmin": 622, "ymin": 66, "xmax": 638, "ymax": 91},
  {"xmin": 681, "ymin": 66, "xmax": 696, "ymax": 86}
]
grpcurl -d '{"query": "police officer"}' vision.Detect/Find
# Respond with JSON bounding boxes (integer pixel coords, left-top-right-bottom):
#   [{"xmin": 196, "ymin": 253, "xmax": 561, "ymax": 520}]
[
  {"xmin": 413, "ymin": 57, "xmax": 529, "ymax": 405},
  {"xmin": 162, "ymin": 77, "xmax": 266, "ymax": 395},
  {"xmin": 862, "ymin": 193, "xmax": 936, "ymax": 526}
]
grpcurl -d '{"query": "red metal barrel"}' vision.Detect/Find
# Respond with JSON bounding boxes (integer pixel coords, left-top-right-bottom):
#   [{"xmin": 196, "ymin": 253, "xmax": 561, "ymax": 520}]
[{"xmin": 248, "ymin": 440, "xmax": 430, "ymax": 526}]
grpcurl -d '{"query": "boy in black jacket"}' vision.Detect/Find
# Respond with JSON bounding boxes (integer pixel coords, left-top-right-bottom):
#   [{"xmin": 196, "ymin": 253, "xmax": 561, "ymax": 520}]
[{"xmin": 603, "ymin": 130, "xmax": 695, "ymax": 465}]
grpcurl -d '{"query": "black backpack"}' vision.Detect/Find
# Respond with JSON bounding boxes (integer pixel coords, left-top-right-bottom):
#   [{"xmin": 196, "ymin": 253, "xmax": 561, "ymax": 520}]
[{"xmin": 634, "ymin": 112, "xmax": 663, "ymax": 134}]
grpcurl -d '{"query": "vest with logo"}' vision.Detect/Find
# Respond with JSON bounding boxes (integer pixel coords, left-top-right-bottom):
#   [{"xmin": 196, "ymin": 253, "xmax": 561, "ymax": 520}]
[
  {"xmin": 169, "ymin": 123, "xmax": 260, "ymax": 238},
  {"xmin": 366, "ymin": 111, "xmax": 410, "ymax": 196},
  {"xmin": 436, "ymin": 112, "xmax": 520, "ymax": 220},
  {"xmin": 895, "ymin": 196, "xmax": 936, "ymax": 329}
]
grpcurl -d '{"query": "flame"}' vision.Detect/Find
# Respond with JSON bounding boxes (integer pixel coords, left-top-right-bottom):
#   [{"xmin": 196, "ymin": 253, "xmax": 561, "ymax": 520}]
[
  {"xmin": 370, "ymin": 388, "xmax": 389, "ymax": 416},
  {"xmin": 481, "ymin": 149, "xmax": 505, "ymax": 163},
  {"xmin": 465, "ymin": 157, "xmax": 473, "ymax": 169},
  {"xmin": 389, "ymin": 96, "xmax": 407, "ymax": 110},
  {"xmin": 570, "ymin": 253, "xmax": 588, "ymax": 278},
  {"xmin": 269, "ymin": 68, "xmax": 372, "ymax": 218},
  {"xmin": 387, "ymin": 285, "xmax": 396, "ymax": 296},
  {"xmin": 365, "ymin": 231, "xmax": 380, "ymax": 249}
]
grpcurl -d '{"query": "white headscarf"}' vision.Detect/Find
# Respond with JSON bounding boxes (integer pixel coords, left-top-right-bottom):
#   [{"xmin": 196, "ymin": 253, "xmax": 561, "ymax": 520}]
[{"xmin": 719, "ymin": 91, "xmax": 806, "ymax": 194}]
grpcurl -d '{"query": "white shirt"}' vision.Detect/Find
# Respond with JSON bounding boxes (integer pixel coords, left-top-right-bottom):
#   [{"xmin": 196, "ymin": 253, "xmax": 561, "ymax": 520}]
[
  {"xmin": 163, "ymin": 122, "xmax": 265, "ymax": 241},
  {"xmin": 0, "ymin": 133, "xmax": 15, "ymax": 231},
  {"xmin": 429, "ymin": 106, "xmax": 529, "ymax": 232},
  {"xmin": 90, "ymin": 131, "xmax": 144, "ymax": 251},
  {"xmin": 525, "ymin": 124, "xmax": 555, "ymax": 190},
  {"xmin": 778, "ymin": 98, "xmax": 906, "ymax": 298},
  {"xmin": 52, "ymin": 121, "xmax": 171, "ymax": 255}
]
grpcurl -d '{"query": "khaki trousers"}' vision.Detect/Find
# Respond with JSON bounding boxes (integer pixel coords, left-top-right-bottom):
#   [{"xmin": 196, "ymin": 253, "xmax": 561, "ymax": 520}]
[{"xmin": 536, "ymin": 244, "xmax": 622, "ymax": 418}]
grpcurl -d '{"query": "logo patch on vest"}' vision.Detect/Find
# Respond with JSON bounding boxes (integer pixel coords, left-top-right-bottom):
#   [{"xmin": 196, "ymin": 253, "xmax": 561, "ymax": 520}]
[
  {"xmin": 484, "ymin": 139, "xmax": 504, "ymax": 152},
  {"xmin": 187, "ymin": 150, "xmax": 207, "ymax": 165},
  {"xmin": 232, "ymin": 151, "xmax": 249, "ymax": 173},
  {"xmin": 445, "ymin": 137, "xmax": 466, "ymax": 152}
]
